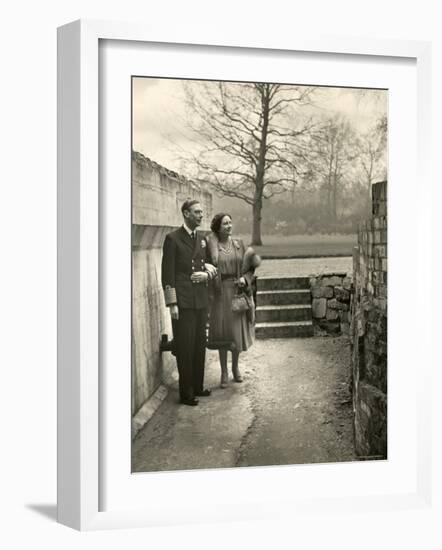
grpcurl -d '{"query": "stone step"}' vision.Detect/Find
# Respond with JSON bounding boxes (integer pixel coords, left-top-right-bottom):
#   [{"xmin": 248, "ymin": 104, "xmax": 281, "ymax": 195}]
[
  {"xmin": 256, "ymin": 289, "xmax": 311, "ymax": 306},
  {"xmin": 256, "ymin": 304, "xmax": 312, "ymax": 323},
  {"xmin": 257, "ymin": 276, "xmax": 311, "ymax": 291},
  {"xmin": 255, "ymin": 320, "xmax": 314, "ymax": 339}
]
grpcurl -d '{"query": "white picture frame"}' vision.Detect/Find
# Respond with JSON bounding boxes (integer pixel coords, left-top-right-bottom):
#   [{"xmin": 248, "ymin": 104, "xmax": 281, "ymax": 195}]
[{"xmin": 57, "ymin": 19, "xmax": 432, "ymax": 531}]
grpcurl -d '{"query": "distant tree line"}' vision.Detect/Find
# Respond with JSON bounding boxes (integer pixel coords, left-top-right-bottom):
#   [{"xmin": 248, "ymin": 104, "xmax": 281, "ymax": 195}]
[{"xmin": 213, "ymin": 184, "xmax": 372, "ymax": 236}]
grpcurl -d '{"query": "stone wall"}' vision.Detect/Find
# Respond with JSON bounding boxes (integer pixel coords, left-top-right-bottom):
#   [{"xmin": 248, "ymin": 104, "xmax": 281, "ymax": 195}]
[
  {"xmin": 310, "ymin": 274, "xmax": 353, "ymax": 335},
  {"xmin": 132, "ymin": 152, "xmax": 212, "ymax": 417},
  {"xmin": 350, "ymin": 180, "xmax": 387, "ymax": 459}
]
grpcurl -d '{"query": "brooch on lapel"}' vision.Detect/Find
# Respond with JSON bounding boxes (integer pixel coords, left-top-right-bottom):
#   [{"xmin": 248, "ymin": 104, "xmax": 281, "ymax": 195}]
[{"xmin": 201, "ymin": 239, "xmax": 206, "ymax": 248}]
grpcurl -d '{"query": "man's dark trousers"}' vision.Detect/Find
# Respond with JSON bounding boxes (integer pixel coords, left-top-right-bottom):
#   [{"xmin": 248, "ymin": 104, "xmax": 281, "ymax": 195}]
[{"xmin": 172, "ymin": 308, "xmax": 207, "ymax": 401}]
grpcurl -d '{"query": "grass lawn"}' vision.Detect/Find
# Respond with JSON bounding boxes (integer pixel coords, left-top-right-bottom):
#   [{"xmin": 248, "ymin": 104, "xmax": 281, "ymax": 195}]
[{"xmin": 237, "ymin": 233, "xmax": 357, "ymax": 258}]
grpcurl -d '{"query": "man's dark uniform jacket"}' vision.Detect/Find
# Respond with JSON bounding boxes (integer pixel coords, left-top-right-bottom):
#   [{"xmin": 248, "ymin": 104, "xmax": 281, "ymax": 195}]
[{"xmin": 161, "ymin": 226, "xmax": 209, "ymax": 401}]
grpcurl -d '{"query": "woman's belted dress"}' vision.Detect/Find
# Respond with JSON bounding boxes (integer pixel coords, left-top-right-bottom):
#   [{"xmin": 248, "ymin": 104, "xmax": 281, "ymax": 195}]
[{"xmin": 206, "ymin": 235, "xmax": 256, "ymax": 352}]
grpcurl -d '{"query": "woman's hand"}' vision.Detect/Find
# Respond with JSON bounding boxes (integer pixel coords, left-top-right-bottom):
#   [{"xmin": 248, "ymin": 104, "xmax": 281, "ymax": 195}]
[
  {"xmin": 191, "ymin": 271, "xmax": 209, "ymax": 284},
  {"xmin": 238, "ymin": 276, "xmax": 246, "ymax": 288},
  {"xmin": 204, "ymin": 263, "xmax": 218, "ymax": 279}
]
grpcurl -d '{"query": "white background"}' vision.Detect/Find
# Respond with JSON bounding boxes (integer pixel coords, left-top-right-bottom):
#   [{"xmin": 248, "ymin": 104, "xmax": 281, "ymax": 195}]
[
  {"xmin": 1, "ymin": 0, "xmax": 440, "ymax": 548},
  {"xmin": 102, "ymin": 40, "xmax": 418, "ymax": 513}
]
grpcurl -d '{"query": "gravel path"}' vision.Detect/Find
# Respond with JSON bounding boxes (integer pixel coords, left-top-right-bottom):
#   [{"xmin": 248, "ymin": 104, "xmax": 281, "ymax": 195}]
[
  {"xmin": 132, "ymin": 337, "xmax": 355, "ymax": 472},
  {"xmin": 236, "ymin": 337, "xmax": 355, "ymax": 467}
]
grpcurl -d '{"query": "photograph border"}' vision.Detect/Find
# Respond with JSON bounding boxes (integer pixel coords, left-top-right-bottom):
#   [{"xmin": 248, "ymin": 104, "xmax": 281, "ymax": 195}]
[{"xmin": 57, "ymin": 19, "xmax": 432, "ymax": 531}]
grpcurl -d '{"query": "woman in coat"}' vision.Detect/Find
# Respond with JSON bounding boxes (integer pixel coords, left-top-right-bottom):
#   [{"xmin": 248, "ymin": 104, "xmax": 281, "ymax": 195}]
[{"xmin": 206, "ymin": 213, "xmax": 261, "ymax": 388}]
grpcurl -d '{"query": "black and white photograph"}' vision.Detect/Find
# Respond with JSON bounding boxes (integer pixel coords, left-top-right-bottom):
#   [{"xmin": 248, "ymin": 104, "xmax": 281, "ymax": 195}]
[{"xmin": 131, "ymin": 77, "xmax": 388, "ymax": 472}]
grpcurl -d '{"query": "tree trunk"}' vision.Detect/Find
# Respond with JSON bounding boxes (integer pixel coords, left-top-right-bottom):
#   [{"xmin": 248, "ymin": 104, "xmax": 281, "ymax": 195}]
[
  {"xmin": 366, "ymin": 158, "xmax": 374, "ymax": 214},
  {"xmin": 251, "ymin": 198, "xmax": 263, "ymax": 246},
  {"xmin": 331, "ymin": 157, "xmax": 339, "ymax": 230},
  {"xmin": 326, "ymin": 152, "xmax": 334, "ymax": 226},
  {"xmin": 332, "ymin": 175, "xmax": 338, "ymax": 229},
  {"xmin": 251, "ymin": 84, "xmax": 270, "ymax": 247}
]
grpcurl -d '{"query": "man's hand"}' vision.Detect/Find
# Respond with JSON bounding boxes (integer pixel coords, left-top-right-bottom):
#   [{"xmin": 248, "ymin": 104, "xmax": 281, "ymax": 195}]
[
  {"xmin": 170, "ymin": 304, "xmax": 179, "ymax": 320},
  {"xmin": 238, "ymin": 276, "xmax": 246, "ymax": 288},
  {"xmin": 190, "ymin": 271, "xmax": 209, "ymax": 284},
  {"xmin": 204, "ymin": 263, "xmax": 218, "ymax": 279}
]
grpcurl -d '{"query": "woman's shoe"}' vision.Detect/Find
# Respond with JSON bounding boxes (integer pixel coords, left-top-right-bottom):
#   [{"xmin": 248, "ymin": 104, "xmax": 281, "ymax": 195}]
[{"xmin": 232, "ymin": 366, "xmax": 243, "ymax": 383}]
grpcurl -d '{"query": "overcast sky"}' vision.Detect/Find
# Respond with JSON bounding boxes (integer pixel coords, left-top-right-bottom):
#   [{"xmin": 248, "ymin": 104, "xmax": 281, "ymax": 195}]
[{"xmin": 132, "ymin": 77, "xmax": 387, "ymax": 174}]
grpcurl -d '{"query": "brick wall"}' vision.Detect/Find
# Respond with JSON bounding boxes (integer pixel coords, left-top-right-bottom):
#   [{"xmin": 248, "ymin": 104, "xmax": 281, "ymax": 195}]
[
  {"xmin": 132, "ymin": 152, "xmax": 212, "ymax": 417},
  {"xmin": 350, "ymin": 180, "xmax": 387, "ymax": 459}
]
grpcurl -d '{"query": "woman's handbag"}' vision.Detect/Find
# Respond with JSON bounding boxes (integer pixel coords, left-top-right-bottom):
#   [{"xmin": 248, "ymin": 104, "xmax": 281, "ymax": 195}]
[
  {"xmin": 231, "ymin": 243, "xmax": 251, "ymax": 313},
  {"xmin": 231, "ymin": 292, "xmax": 250, "ymax": 313}
]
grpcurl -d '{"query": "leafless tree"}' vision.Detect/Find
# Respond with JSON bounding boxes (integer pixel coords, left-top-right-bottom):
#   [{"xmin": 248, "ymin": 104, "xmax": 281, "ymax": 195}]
[
  {"xmin": 306, "ymin": 115, "xmax": 358, "ymax": 230},
  {"xmin": 356, "ymin": 116, "xmax": 388, "ymax": 206},
  {"xmin": 182, "ymin": 81, "xmax": 315, "ymax": 245}
]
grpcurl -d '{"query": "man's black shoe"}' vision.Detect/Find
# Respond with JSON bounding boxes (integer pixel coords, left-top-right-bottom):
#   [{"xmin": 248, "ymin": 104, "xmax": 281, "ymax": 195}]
[
  {"xmin": 195, "ymin": 389, "xmax": 212, "ymax": 397},
  {"xmin": 180, "ymin": 397, "xmax": 199, "ymax": 406}
]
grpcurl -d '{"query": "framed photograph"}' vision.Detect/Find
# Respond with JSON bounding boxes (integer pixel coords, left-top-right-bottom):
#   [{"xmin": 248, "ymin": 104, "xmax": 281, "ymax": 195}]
[{"xmin": 57, "ymin": 19, "xmax": 432, "ymax": 530}]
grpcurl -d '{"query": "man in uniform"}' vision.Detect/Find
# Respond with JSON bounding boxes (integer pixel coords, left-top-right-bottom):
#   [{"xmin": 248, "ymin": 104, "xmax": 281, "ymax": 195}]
[{"xmin": 161, "ymin": 199, "xmax": 217, "ymax": 406}]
